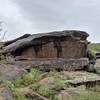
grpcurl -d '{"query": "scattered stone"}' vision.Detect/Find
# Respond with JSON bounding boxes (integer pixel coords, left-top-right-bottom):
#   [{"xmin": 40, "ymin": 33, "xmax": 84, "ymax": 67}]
[
  {"xmin": 39, "ymin": 77, "xmax": 54, "ymax": 88},
  {"xmin": 0, "ymin": 87, "xmax": 14, "ymax": 100}
]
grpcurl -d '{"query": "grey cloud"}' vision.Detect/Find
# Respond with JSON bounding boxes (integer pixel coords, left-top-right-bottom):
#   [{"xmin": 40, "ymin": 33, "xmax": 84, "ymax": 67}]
[{"xmin": 0, "ymin": 0, "xmax": 100, "ymax": 42}]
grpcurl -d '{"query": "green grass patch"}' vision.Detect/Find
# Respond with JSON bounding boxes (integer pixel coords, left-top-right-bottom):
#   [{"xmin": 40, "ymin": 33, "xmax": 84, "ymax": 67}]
[
  {"xmin": 53, "ymin": 79, "xmax": 65, "ymax": 91},
  {"xmin": 30, "ymin": 78, "xmax": 66, "ymax": 98},
  {"xmin": 88, "ymin": 43, "xmax": 100, "ymax": 53},
  {"xmin": 48, "ymin": 70, "xmax": 73, "ymax": 80},
  {"xmin": 13, "ymin": 90, "xmax": 27, "ymax": 100},
  {"xmin": 68, "ymin": 87, "xmax": 100, "ymax": 100}
]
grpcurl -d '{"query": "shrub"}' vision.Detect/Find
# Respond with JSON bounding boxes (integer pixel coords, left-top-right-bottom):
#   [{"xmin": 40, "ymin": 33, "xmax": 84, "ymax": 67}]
[
  {"xmin": 14, "ymin": 74, "xmax": 33, "ymax": 87},
  {"xmin": 14, "ymin": 68, "xmax": 42, "ymax": 87},
  {"xmin": 14, "ymin": 77, "xmax": 23, "ymax": 87},
  {"xmin": 38, "ymin": 86, "xmax": 54, "ymax": 98},
  {"xmin": 30, "ymin": 68, "xmax": 42, "ymax": 81},
  {"xmin": 50, "ymin": 95, "xmax": 59, "ymax": 100},
  {"xmin": 13, "ymin": 90, "xmax": 27, "ymax": 100},
  {"xmin": 21, "ymin": 74, "xmax": 34, "ymax": 86},
  {"xmin": 53, "ymin": 79, "xmax": 65, "ymax": 91},
  {"xmin": 31, "ymin": 83, "xmax": 40, "ymax": 91},
  {"xmin": 48, "ymin": 71, "xmax": 61, "ymax": 78},
  {"xmin": 5, "ymin": 81, "xmax": 15, "ymax": 91}
]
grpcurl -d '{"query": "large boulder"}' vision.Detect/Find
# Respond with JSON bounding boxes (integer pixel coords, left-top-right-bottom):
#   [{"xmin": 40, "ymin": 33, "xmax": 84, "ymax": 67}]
[{"xmin": 0, "ymin": 64, "xmax": 27, "ymax": 83}]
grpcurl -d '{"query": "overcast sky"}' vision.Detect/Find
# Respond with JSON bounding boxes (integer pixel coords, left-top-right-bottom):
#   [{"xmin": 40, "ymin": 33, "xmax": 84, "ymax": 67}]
[{"xmin": 0, "ymin": 0, "xmax": 100, "ymax": 42}]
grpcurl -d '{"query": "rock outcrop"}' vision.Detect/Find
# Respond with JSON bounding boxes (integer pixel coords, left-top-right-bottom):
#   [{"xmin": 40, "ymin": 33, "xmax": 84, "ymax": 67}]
[
  {"xmin": 3, "ymin": 30, "xmax": 89, "ymax": 59},
  {"xmin": 0, "ymin": 30, "xmax": 90, "ymax": 71},
  {"xmin": 9, "ymin": 58, "xmax": 89, "ymax": 71}
]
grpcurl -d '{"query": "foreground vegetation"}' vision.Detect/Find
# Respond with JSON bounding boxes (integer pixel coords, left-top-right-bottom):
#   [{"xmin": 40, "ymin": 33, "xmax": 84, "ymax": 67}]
[
  {"xmin": 0, "ymin": 68, "xmax": 99, "ymax": 100},
  {"xmin": 3, "ymin": 69, "xmax": 68, "ymax": 100}
]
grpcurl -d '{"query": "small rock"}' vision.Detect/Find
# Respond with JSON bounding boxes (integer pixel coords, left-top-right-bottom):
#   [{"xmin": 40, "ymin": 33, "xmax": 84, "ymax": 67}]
[
  {"xmin": 0, "ymin": 87, "xmax": 14, "ymax": 100},
  {"xmin": 39, "ymin": 77, "xmax": 54, "ymax": 88}
]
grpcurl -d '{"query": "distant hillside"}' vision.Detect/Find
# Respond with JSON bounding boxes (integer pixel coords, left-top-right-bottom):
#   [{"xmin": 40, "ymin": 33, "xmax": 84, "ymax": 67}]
[{"xmin": 88, "ymin": 43, "xmax": 100, "ymax": 53}]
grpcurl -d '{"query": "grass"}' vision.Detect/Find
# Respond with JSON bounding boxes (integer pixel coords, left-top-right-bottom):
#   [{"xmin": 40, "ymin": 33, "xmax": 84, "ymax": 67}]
[
  {"xmin": 68, "ymin": 85, "xmax": 100, "ymax": 100},
  {"xmin": 31, "ymin": 83, "xmax": 54, "ymax": 98},
  {"xmin": 48, "ymin": 70, "xmax": 73, "ymax": 80},
  {"xmin": 31, "ymin": 79, "xmax": 65, "ymax": 98},
  {"xmin": 48, "ymin": 71, "xmax": 61, "ymax": 78},
  {"xmin": 31, "ymin": 82, "xmax": 65, "ymax": 98},
  {"xmin": 76, "ymin": 91, "xmax": 100, "ymax": 100},
  {"xmin": 88, "ymin": 43, "xmax": 100, "ymax": 53},
  {"xmin": 14, "ymin": 68, "xmax": 42, "ymax": 87},
  {"xmin": 0, "ymin": 54, "xmax": 8, "ymax": 64},
  {"xmin": 38, "ymin": 86, "xmax": 54, "ymax": 98},
  {"xmin": 13, "ymin": 90, "xmax": 27, "ymax": 100},
  {"xmin": 5, "ymin": 81, "xmax": 27, "ymax": 100},
  {"xmin": 4, "ymin": 69, "xmax": 43, "ymax": 100},
  {"xmin": 4, "ymin": 69, "xmax": 66, "ymax": 99},
  {"xmin": 53, "ymin": 79, "xmax": 65, "ymax": 91}
]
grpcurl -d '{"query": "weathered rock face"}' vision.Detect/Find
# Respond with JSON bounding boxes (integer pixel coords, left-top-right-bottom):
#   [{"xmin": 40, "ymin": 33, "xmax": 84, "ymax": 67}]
[
  {"xmin": 3, "ymin": 30, "xmax": 89, "ymax": 60},
  {"xmin": 21, "ymin": 40, "xmax": 86, "ymax": 59},
  {"xmin": 11, "ymin": 58, "xmax": 89, "ymax": 71}
]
